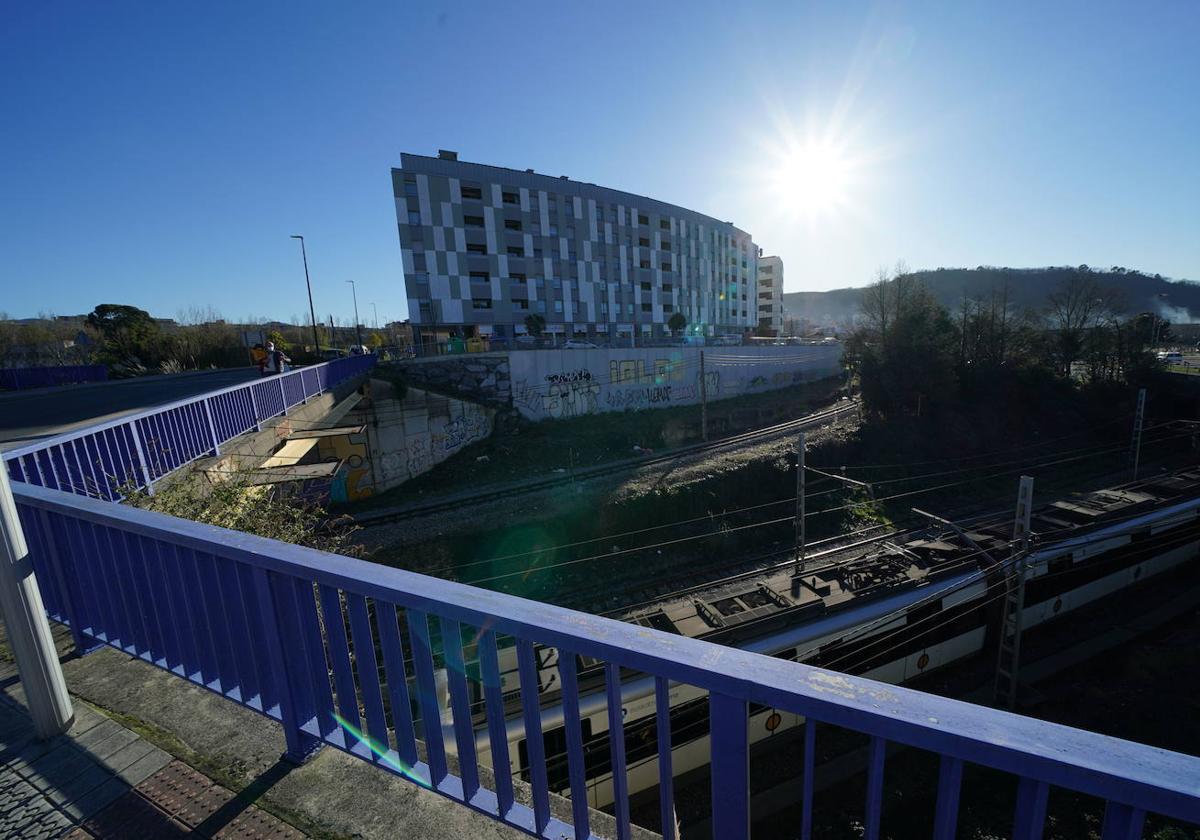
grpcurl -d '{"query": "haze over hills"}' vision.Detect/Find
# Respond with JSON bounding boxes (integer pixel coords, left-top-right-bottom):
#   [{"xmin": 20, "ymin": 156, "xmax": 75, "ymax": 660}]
[{"xmin": 784, "ymin": 267, "xmax": 1200, "ymax": 326}]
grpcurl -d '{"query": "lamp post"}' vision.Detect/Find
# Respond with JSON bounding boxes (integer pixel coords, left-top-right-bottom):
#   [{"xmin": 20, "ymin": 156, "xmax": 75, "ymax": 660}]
[
  {"xmin": 289, "ymin": 235, "xmax": 321, "ymax": 353},
  {"xmin": 370, "ymin": 302, "xmax": 379, "ymax": 330},
  {"xmin": 346, "ymin": 280, "xmax": 363, "ymax": 349}
]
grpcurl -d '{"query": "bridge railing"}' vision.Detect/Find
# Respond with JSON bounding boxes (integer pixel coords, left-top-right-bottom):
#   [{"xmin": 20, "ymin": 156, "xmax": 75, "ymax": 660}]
[
  {"xmin": 11, "ymin": 479, "xmax": 1200, "ymax": 840},
  {"xmin": 0, "ymin": 364, "xmax": 109, "ymax": 391},
  {"xmin": 2, "ymin": 355, "xmax": 375, "ymax": 500}
]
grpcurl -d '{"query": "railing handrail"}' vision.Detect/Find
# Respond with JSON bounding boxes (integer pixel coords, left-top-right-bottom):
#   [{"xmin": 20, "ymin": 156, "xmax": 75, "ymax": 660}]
[
  {"xmin": 1, "ymin": 360, "xmax": 344, "ymax": 460},
  {"xmin": 12, "ymin": 478, "xmax": 1200, "ymax": 825}
]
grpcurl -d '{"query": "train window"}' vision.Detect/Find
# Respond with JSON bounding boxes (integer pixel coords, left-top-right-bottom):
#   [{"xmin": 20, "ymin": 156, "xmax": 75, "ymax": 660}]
[{"xmin": 518, "ymin": 720, "xmax": 593, "ymax": 791}]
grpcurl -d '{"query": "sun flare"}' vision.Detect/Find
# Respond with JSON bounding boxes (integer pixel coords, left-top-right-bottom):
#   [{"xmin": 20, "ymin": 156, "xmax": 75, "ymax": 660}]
[{"xmin": 773, "ymin": 141, "xmax": 853, "ymax": 217}]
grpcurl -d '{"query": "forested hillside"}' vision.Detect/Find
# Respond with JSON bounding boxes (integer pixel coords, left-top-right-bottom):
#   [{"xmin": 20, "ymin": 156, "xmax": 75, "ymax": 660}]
[{"xmin": 784, "ymin": 267, "xmax": 1198, "ymax": 324}]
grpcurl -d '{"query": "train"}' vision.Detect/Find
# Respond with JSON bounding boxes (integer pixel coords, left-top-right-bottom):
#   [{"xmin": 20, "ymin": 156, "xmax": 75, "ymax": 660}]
[{"xmin": 432, "ymin": 467, "xmax": 1200, "ymax": 811}]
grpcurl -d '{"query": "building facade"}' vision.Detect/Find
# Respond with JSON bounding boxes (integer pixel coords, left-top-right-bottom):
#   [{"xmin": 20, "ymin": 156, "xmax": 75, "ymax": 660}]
[
  {"xmin": 757, "ymin": 255, "xmax": 784, "ymax": 335},
  {"xmin": 393, "ymin": 151, "xmax": 758, "ymax": 350}
]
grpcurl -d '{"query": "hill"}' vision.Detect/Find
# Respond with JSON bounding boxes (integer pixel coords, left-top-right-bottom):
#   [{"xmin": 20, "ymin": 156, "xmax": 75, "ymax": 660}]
[{"xmin": 783, "ymin": 267, "xmax": 1200, "ymax": 325}]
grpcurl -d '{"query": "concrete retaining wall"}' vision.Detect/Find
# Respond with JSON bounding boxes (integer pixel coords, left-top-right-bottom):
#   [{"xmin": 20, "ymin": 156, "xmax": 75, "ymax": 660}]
[
  {"xmin": 508, "ymin": 344, "xmax": 843, "ymax": 420},
  {"xmin": 367, "ymin": 382, "xmax": 495, "ymax": 492},
  {"xmin": 396, "ymin": 354, "xmax": 511, "ymax": 409}
]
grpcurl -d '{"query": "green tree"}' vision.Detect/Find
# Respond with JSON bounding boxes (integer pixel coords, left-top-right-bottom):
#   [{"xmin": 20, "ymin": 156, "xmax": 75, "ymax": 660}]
[
  {"xmin": 86, "ymin": 304, "xmax": 160, "ymax": 364},
  {"xmin": 524, "ymin": 313, "xmax": 545, "ymax": 337},
  {"xmin": 368, "ymin": 331, "xmax": 385, "ymax": 350},
  {"xmin": 667, "ymin": 311, "xmax": 688, "ymax": 337},
  {"xmin": 266, "ymin": 329, "xmax": 288, "ymax": 349}
]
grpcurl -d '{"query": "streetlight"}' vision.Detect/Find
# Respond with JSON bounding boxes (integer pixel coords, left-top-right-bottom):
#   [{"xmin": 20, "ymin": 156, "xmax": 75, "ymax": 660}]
[
  {"xmin": 370, "ymin": 302, "xmax": 379, "ymax": 330},
  {"xmin": 289, "ymin": 235, "xmax": 321, "ymax": 353},
  {"xmin": 346, "ymin": 280, "xmax": 363, "ymax": 349}
]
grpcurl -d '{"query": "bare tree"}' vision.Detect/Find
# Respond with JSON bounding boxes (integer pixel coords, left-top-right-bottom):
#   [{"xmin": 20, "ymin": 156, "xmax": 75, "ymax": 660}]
[{"xmin": 1046, "ymin": 273, "xmax": 1102, "ymax": 373}]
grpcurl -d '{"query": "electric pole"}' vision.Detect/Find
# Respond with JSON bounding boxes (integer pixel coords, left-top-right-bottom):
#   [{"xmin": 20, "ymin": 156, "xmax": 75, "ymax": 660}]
[
  {"xmin": 794, "ymin": 431, "xmax": 806, "ymax": 575},
  {"xmin": 1131, "ymin": 388, "xmax": 1146, "ymax": 480},
  {"xmin": 699, "ymin": 350, "xmax": 708, "ymax": 442},
  {"xmin": 346, "ymin": 280, "xmax": 363, "ymax": 349},
  {"xmin": 995, "ymin": 475, "xmax": 1034, "ymax": 710},
  {"xmin": 289, "ymin": 235, "xmax": 321, "ymax": 353}
]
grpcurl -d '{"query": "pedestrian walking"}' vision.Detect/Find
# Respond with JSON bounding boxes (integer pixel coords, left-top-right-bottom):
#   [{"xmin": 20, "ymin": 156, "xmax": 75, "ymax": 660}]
[{"xmin": 263, "ymin": 341, "xmax": 291, "ymax": 376}]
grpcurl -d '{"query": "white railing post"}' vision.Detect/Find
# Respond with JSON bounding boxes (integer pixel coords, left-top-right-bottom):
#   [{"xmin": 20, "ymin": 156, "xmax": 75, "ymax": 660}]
[
  {"xmin": 128, "ymin": 421, "xmax": 155, "ymax": 495},
  {"xmin": 202, "ymin": 398, "xmax": 221, "ymax": 455},
  {"xmin": 248, "ymin": 384, "xmax": 262, "ymax": 431},
  {"xmin": 0, "ymin": 464, "xmax": 74, "ymax": 738}
]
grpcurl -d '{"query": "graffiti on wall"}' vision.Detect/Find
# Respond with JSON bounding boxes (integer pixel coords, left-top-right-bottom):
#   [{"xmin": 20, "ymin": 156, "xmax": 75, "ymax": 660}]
[
  {"xmin": 319, "ymin": 429, "xmax": 373, "ymax": 503},
  {"xmin": 440, "ymin": 412, "xmax": 489, "ymax": 451}
]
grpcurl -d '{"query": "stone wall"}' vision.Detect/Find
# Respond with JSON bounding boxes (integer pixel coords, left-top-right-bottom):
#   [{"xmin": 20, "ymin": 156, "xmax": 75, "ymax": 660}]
[{"xmin": 392, "ymin": 354, "xmax": 510, "ymax": 409}]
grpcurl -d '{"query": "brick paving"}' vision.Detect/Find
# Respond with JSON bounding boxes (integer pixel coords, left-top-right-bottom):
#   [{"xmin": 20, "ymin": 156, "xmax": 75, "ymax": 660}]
[{"xmin": 1, "ymin": 652, "xmax": 307, "ymax": 839}]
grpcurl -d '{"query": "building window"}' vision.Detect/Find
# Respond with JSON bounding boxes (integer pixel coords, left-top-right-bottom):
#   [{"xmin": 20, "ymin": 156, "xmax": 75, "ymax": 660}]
[
  {"xmin": 505, "ymin": 219, "xmax": 522, "ymax": 231},
  {"xmin": 554, "ymin": 300, "xmax": 564, "ymax": 314},
  {"xmin": 548, "ymin": 224, "xmax": 559, "ymax": 236},
  {"xmin": 413, "ymin": 253, "xmax": 427, "ymax": 271},
  {"xmin": 641, "ymin": 303, "xmax": 652, "ymax": 312},
  {"xmin": 638, "ymin": 214, "xmax": 648, "ymax": 225},
  {"xmin": 552, "ymin": 277, "xmax": 562, "ymax": 289},
  {"xmin": 404, "ymin": 180, "xmax": 418, "ymax": 198},
  {"xmin": 472, "ymin": 299, "xmax": 492, "ymax": 310},
  {"xmin": 639, "ymin": 237, "xmax": 650, "ymax": 247},
  {"xmin": 626, "ymin": 303, "xmax": 633, "ymax": 315},
  {"xmin": 464, "ymin": 215, "xmax": 485, "ymax": 228},
  {"xmin": 531, "ymin": 223, "xmax": 541, "ymax": 235},
  {"xmin": 466, "ymin": 243, "xmax": 487, "ymax": 255},
  {"xmin": 461, "ymin": 185, "xmax": 483, "ymax": 200},
  {"xmin": 515, "ymin": 299, "xmax": 530, "ymax": 310},
  {"xmin": 470, "ymin": 271, "xmax": 489, "ymax": 281},
  {"xmin": 566, "ymin": 226, "xmax": 575, "ymax": 238},
  {"xmin": 640, "ymin": 282, "xmax": 652, "ymax": 291},
  {"xmin": 507, "ymin": 246, "xmax": 524, "ymax": 257},
  {"xmin": 511, "ymin": 272, "xmax": 527, "ymax": 282},
  {"xmin": 407, "ymin": 211, "xmax": 421, "ymax": 225},
  {"xmin": 502, "ymin": 191, "xmax": 519, "ymax": 204},
  {"xmin": 663, "ymin": 304, "xmax": 674, "ymax": 313},
  {"xmin": 660, "ymin": 239, "xmax": 671, "ymax": 250},
  {"xmin": 640, "ymin": 259, "xmax": 651, "ymax": 269},
  {"xmin": 660, "ymin": 219, "xmax": 670, "ymax": 230},
  {"xmin": 534, "ymin": 248, "xmax": 543, "ymax": 258},
  {"xmin": 661, "ymin": 262, "xmax": 671, "ymax": 272}
]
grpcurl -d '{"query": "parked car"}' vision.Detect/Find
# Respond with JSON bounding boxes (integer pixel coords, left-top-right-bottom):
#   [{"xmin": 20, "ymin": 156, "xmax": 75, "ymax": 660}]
[
  {"xmin": 564, "ymin": 340, "xmax": 599, "ymax": 349},
  {"xmin": 1158, "ymin": 351, "xmax": 1183, "ymax": 364}
]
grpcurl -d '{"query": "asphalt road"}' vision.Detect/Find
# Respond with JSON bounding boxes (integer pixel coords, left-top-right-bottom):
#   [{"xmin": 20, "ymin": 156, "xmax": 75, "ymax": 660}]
[{"xmin": 0, "ymin": 368, "xmax": 260, "ymax": 451}]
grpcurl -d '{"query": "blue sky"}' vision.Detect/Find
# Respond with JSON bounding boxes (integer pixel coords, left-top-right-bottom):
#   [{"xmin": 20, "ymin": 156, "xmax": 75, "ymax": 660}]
[{"xmin": 2, "ymin": 1, "xmax": 1197, "ymax": 324}]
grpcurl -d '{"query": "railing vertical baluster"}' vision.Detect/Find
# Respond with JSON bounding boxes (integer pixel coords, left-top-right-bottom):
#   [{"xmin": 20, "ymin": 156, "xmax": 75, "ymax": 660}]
[
  {"xmin": 932, "ymin": 755, "xmax": 964, "ymax": 840},
  {"xmin": 177, "ymin": 546, "xmax": 220, "ymax": 689},
  {"xmin": 161, "ymin": 544, "xmax": 201, "ymax": 682},
  {"xmin": 1012, "ymin": 777, "xmax": 1049, "ymax": 840},
  {"xmin": 67, "ymin": 518, "xmax": 115, "ymax": 645},
  {"xmin": 290, "ymin": 578, "xmax": 338, "ymax": 742},
  {"xmin": 318, "ymin": 584, "xmax": 362, "ymax": 738},
  {"xmin": 655, "ymin": 676, "xmax": 676, "ymax": 840},
  {"xmin": 557, "ymin": 648, "xmax": 591, "ymax": 838},
  {"xmin": 517, "ymin": 638, "xmax": 551, "ymax": 833},
  {"xmin": 478, "ymin": 629, "xmax": 514, "ymax": 818},
  {"xmin": 33, "ymin": 509, "xmax": 90, "ymax": 652},
  {"xmin": 408, "ymin": 609, "xmax": 449, "ymax": 787},
  {"xmin": 129, "ymin": 533, "xmax": 179, "ymax": 671},
  {"xmin": 708, "ymin": 692, "xmax": 748, "ymax": 840},
  {"xmin": 219, "ymin": 561, "xmax": 265, "ymax": 708},
  {"xmin": 98, "ymin": 523, "xmax": 146, "ymax": 656},
  {"xmin": 348, "ymin": 594, "xmax": 389, "ymax": 754},
  {"xmin": 250, "ymin": 567, "xmax": 322, "ymax": 761},
  {"xmin": 249, "ymin": 383, "xmax": 262, "ymax": 431},
  {"xmin": 195, "ymin": 550, "xmax": 239, "ymax": 694},
  {"xmin": 864, "ymin": 736, "xmax": 886, "ymax": 840},
  {"xmin": 377, "ymin": 601, "xmax": 419, "ymax": 769},
  {"xmin": 1100, "ymin": 802, "xmax": 1146, "ymax": 840},
  {"xmin": 439, "ymin": 617, "xmax": 480, "ymax": 801},
  {"xmin": 801, "ymin": 719, "xmax": 816, "ymax": 840}
]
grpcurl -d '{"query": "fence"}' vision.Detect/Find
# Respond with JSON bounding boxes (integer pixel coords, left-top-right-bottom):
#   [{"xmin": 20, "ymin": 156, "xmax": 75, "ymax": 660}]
[
  {"xmin": 0, "ymin": 364, "xmax": 108, "ymax": 391},
  {"xmin": 11, "ymin": 478, "xmax": 1200, "ymax": 840},
  {"xmin": 2, "ymin": 355, "xmax": 375, "ymax": 501}
]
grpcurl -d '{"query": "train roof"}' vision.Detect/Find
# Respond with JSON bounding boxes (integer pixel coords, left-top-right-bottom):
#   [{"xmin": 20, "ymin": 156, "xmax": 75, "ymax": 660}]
[{"xmin": 621, "ymin": 466, "xmax": 1200, "ymax": 645}]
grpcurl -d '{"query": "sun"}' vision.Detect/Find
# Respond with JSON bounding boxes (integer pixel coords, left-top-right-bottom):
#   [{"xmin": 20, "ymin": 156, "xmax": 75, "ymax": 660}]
[{"xmin": 773, "ymin": 140, "xmax": 853, "ymax": 218}]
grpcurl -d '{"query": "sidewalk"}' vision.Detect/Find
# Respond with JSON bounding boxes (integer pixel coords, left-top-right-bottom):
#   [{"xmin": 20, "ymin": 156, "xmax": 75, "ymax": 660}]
[{"xmin": 0, "ymin": 637, "xmax": 307, "ymax": 839}]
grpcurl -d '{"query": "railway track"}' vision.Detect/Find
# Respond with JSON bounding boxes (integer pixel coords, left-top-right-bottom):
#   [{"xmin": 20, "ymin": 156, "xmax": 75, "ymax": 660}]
[{"xmin": 353, "ymin": 398, "xmax": 860, "ymax": 524}]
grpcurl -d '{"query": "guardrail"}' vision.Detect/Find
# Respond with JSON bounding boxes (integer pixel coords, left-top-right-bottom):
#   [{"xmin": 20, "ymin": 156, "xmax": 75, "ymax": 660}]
[
  {"xmin": 11, "ymin": 479, "xmax": 1199, "ymax": 840},
  {"xmin": 0, "ymin": 364, "xmax": 108, "ymax": 391},
  {"xmin": 3, "ymin": 355, "xmax": 375, "ymax": 500}
]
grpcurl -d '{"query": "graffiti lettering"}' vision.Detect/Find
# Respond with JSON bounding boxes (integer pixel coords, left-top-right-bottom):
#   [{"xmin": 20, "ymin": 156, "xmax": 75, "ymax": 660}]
[
  {"xmin": 512, "ymin": 379, "xmax": 543, "ymax": 416},
  {"xmin": 442, "ymin": 412, "xmax": 488, "ymax": 451},
  {"xmin": 544, "ymin": 381, "xmax": 601, "ymax": 418},
  {"xmin": 406, "ymin": 438, "xmax": 430, "ymax": 475},
  {"xmin": 545, "ymin": 369, "xmax": 592, "ymax": 384},
  {"xmin": 605, "ymin": 385, "xmax": 673, "ymax": 409}
]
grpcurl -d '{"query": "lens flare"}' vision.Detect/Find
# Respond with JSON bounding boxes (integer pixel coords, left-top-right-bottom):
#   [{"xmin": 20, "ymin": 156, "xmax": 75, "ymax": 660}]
[{"xmin": 332, "ymin": 711, "xmax": 430, "ymax": 787}]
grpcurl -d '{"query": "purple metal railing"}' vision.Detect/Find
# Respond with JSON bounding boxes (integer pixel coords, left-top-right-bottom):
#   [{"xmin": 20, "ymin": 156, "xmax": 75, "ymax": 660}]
[
  {"xmin": 3, "ymin": 355, "xmax": 375, "ymax": 500},
  {"xmin": 10, "ymin": 479, "xmax": 1200, "ymax": 840},
  {"xmin": 0, "ymin": 364, "xmax": 108, "ymax": 391}
]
